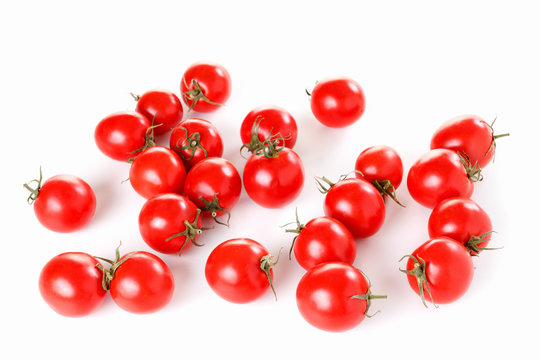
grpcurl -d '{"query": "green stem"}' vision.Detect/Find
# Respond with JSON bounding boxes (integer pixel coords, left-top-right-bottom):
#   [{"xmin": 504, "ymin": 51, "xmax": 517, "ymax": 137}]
[
  {"xmin": 183, "ymin": 79, "xmax": 225, "ymax": 111},
  {"xmin": 399, "ymin": 255, "xmax": 438, "ymax": 308},
  {"xmin": 281, "ymin": 208, "xmax": 305, "ymax": 260},
  {"xmin": 23, "ymin": 166, "xmax": 43, "ymax": 205},
  {"xmin": 199, "ymin": 194, "xmax": 231, "ymax": 227}
]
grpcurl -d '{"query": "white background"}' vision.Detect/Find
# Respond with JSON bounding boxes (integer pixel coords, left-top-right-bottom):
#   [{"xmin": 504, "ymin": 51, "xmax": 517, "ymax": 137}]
[{"xmin": 1, "ymin": 1, "xmax": 538, "ymax": 358}]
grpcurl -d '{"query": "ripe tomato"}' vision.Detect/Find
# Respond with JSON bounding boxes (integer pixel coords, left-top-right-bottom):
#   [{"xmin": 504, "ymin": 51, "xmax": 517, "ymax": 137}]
[
  {"xmin": 400, "ymin": 237, "xmax": 474, "ymax": 306},
  {"xmin": 129, "ymin": 146, "xmax": 186, "ymax": 199},
  {"xmin": 94, "ymin": 111, "xmax": 152, "ymax": 162},
  {"xmin": 309, "ymin": 77, "xmax": 366, "ymax": 128},
  {"xmin": 430, "ymin": 114, "xmax": 509, "ymax": 168},
  {"xmin": 428, "ymin": 197, "xmax": 493, "ymax": 255},
  {"xmin": 240, "ymin": 105, "xmax": 298, "ymax": 150},
  {"xmin": 169, "ymin": 118, "xmax": 223, "ymax": 169},
  {"xmin": 296, "ymin": 262, "xmax": 386, "ymax": 332},
  {"xmin": 180, "ymin": 62, "xmax": 232, "ymax": 112},
  {"xmin": 205, "ymin": 238, "xmax": 276, "ymax": 303},
  {"xmin": 24, "ymin": 169, "xmax": 96, "ymax": 233},
  {"xmin": 133, "ymin": 89, "xmax": 183, "ymax": 135},
  {"xmin": 138, "ymin": 193, "xmax": 203, "ymax": 255},
  {"xmin": 183, "ymin": 157, "xmax": 242, "ymax": 226},
  {"xmin": 321, "ymin": 177, "xmax": 385, "ymax": 238},
  {"xmin": 39, "ymin": 252, "xmax": 106, "ymax": 317}
]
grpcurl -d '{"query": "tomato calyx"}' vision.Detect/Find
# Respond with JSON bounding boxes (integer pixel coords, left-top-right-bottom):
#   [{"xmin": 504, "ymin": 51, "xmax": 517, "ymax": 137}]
[
  {"xmin": 282, "ymin": 208, "xmax": 306, "ymax": 260},
  {"xmin": 349, "ymin": 273, "xmax": 387, "ymax": 318},
  {"xmin": 174, "ymin": 126, "xmax": 208, "ymax": 161},
  {"xmin": 164, "ymin": 209, "xmax": 212, "ymax": 255},
  {"xmin": 23, "ymin": 166, "xmax": 43, "ymax": 204},
  {"xmin": 199, "ymin": 194, "xmax": 231, "ymax": 227},
  {"xmin": 485, "ymin": 116, "xmax": 510, "ymax": 161},
  {"xmin": 399, "ymin": 255, "xmax": 438, "ymax": 308},
  {"xmin": 314, "ymin": 171, "xmax": 362, "ymax": 194},
  {"xmin": 182, "ymin": 79, "xmax": 224, "ymax": 111},
  {"xmin": 466, "ymin": 230, "xmax": 501, "ymax": 255},
  {"xmin": 457, "ymin": 152, "xmax": 483, "ymax": 182},
  {"xmin": 260, "ymin": 250, "xmax": 281, "ymax": 301},
  {"xmin": 371, "ymin": 179, "xmax": 405, "ymax": 207},
  {"xmin": 94, "ymin": 242, "xmax": 137, "ymax": 291},
  {"xmin": 240, "ymin": 116, "xmax": 290, "ymax": 159},
  {"xmin": 129, "ymin": 92, "xmax": 141, "ymax": 101},
  {"xmin": 127, "ymin": 118, "xmax": 162, "ymax": 163}
]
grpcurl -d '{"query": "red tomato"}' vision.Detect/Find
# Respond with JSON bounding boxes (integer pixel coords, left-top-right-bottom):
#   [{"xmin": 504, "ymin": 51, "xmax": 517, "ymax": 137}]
[
  {"xmin": 180, "ymin": 62, "xmax": 232, "ymax": 112},
  {"xmin": 24, "ymin": 169, "xmax": 96, "ymax": 233},
  {"xmin": 39, "ymin": 252, "xmax": 106, "ymax": 317},
  {"xmin": 205, "ymin": 238, "xmax": 276, "ymax": 303},
  {"xmin": 243, "ymin": 148, "xmax": 304, "ymax": 208},
  {"xmin": 138, "ymin": 193, "xmax": 203, "ymax": 255},
  {"xmin": 322, "ymin": 177, "xmax": 385, "ymax": 238},
  {"xmin": 309, "ymin": 77, "xmax": 366, "ymax": 128},
  {"xmin": 183, "ymin": 157, "xmax": 242, "ymax": 226},
  {"xmin": 94, "ymin": 111, "xmax": 152, "ymax": 162},
  {"xmin": 407, "ymin": 149, "xmax": 476, "ymax": 208},
  {"xmin": 169, "ymin": 118, "xmax": 223, "ymax": 169},
  {"xmin": 133, "ymin": 89, "xmax": 183, "ymax": 135},
  {"xmin": 129, "ymin": 146, "xmax": 186, "ymax": 199},
  {"xmin": 430, "ymin": 114, "xmax": 509, "ymax": 168},
  {"xmin": 428, "ymin": 197, "xmax": 493, "ymax": 255},
  {"xmin": 109, "ymin": 251, "xmax": 174, "ymax": 314},
  {"xmin": 296, "ymin": 262, "xmax": 386, "ymax": 332},
  {"xmin": 400, "ymin": 237, "xmax": 474, "ymax": 306},
  {"xmin": 240, "ymin": 105, "xmax": 298, "ymax": 149}
]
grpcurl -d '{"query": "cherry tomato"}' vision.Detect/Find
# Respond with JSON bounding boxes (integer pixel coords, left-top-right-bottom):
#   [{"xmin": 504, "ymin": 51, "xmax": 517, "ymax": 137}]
[
  {"xmin": 321, "ymin": 177, "xmax": 385, "ymax": 238},
  {"xmin": 240, "ymin": 105, "xmax": 298, "ymax": 149},
  {"xmin": 169, "ymin": 118, "xmax": 223, "ymax": 169},
  {"xmin": 94, "ymin": 111, "xmax": 152, "ymax": 162},
  {"xmin": 39, "ymin": 252, "xmax": 106, "ymax": 317},
  {"xmin": 400, "ymin": 237, "xmax": 474, "ymax": 306},
  {"xmin": 243, "ymin": 148, "xmax": 304, "ymax": 208},
  {"xmin": 205, "ymin": 238, "xmax": 276, "ymax": 304},
  {"xmin": 296, "ymin": 262, "xmax": 386, "ymax": 332},
  {"xmin": 309, "ymin": 77, "xmax": 366, "ymax": 128},
  {"xmin": 129, "ymin": 146, "xmax": 186, "ymax": 199},
  {"xmin": 138, "ymin": 193, "xmax": 203, "ymax": 255},
  {"xmin": 133, "ymin": 89, "xmax": 183, "ymax": 135},
  {"xmin": 180, "ymin": 62, "xmax": 232, "ymax": 112},
  {"xmin": 428, "ymin": 197, "xmax": 493, "ymax": 255},
  {"xmin": 407, "ymin": 149, "xmax": 475, "ymax": 209},
  {"xmin": 183, "ymin": 157, "xmax": 242, "ymax": 226},
  {"xmin": 355, "ymin": 145, "xmax": 403, "ymax": 189}
]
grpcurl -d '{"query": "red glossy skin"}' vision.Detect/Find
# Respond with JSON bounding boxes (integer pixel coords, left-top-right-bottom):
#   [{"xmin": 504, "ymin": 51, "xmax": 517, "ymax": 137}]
[
  {"xmin": 180, "ymin": 62, "xmax": 232, "ymax": 112},
  {"xmin": 33, "ymin": 175, "xmax": 96, "ymax": 233},
  {"xmin": 109, "ymin": 251, "xmax": 174, "ymax": 314},
  {"xmin": 407, "ymin": 149, "xmax": 474, "ymax": 208},
  {"xmin": 183, "ymin": 157, "xmax": 242, "ymax": 218},
  {"xmin": 129, "ymin": 146, "xmax": 186, "ymax": 199},
  {"xmin": 94, "ymin": 111, "xmax": 151, "ymax": 161},
  {"xmin": 169, "ymin": 118, "xmax": 223, "ymax": 169},
  {"xmin": 205, "ymin": 238, "xmax": 272, "ymax": 304},
  {"xmin": 135, "ymin": 89, "xmax": 183, "ymax": 135},
  {"xmin": 39, "ymin": 252, "xmax": 106, "ymax": 317},
  {"xmin": 243, "ymin": 148, "xmax": 305, "ymax": 208},
  {"xmin": 428, "ymin": 197, "xmax": 492, "ymax": 254},
  {"xmin": 310, "ymin": 77, "xmax": 365, "ymax": 128},
  {"xmin": 323, "ymin": 178, "xmax": 385, "ymax": 238},
  {"xmin": 355, "ymin": 145, "xmax": 403, "ymax": 189},
  {"xmin": 296, "ymin": 262, "xmax": 371, "ymax": 332},
  {"xmin": 138, "ymin": 193, "xmax": 202, "ymax": 254},
  {"xmin": 431, "ymin": 114, "xmax": 495, "ymax": 168},
  {"xmin": 240, "ymin": 105, "xmax": 298, "ymax": 149},
  {"xmin": 294, "ymin": 217, "xmax": 356, "ymax": 271},
  {"xmin": 403, "ymin": 237, "xmax": 474, "ymax": 304}
]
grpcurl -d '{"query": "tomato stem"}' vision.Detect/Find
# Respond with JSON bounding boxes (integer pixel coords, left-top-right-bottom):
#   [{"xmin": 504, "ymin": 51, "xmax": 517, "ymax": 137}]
[
  {"xmin": 183, "ymin": 79, "xmax": 224, "ymax": 111},
  {"xmin": 23, "ymin": 166, "xmax": 43, "ymax": 205},
  {"xmin": 485, "ymin": 116, "xmax": 510, "ymax": 162},
  {"xmin": 129, "ymin": 92, "xmax": 140, "ymax": 101},
  {"xmin": 240, "ymin": 116, "xmax": 289, "ymax": 159},
  {"xmin": 94, "ymin": 242, "xmax": 137, "ymax": 291},
  {"xmin": 260, "ymin": 251, "xmax": 281, "ymax": 301},
  {"xmin": 175, "ymin": 126, "xmax": 208, "ymax": 161},
  {"xmin": 466, "ymin": 230, "xmax": 502, "ymax": 255},
  {"xmin": 198, "ymin": 194, "xmax": 231, "ymax": 227},
  {"xmin": 164, "ymin": 209, "xmax": 211, "ymax": 256},
  {"xmin": 281, "ymin": 207, "xmax": 306, "ymax": 260},
  {"xmin": 371, "ymin": 179, "xmax": 405, "ymax": 207},
  {"xmin": 458, "ymin": 152, "xmax": 483, "ymax": 182},
  {"xmin": 399, "ymin": 255, "xmax": 438, "ymax": 308},
  {"xmin": 350, "ymin": 271, "xmax": 387, "ymax": 318},
  {"xmin": 127, "ymin": 116, "xmax": 162, "ymax": 163}
]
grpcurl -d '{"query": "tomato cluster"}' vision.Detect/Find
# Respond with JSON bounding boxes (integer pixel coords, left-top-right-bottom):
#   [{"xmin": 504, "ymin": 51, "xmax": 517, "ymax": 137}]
[{"xmin": 25, "ymin": 62, "xmax": 506, "ymax": 331}]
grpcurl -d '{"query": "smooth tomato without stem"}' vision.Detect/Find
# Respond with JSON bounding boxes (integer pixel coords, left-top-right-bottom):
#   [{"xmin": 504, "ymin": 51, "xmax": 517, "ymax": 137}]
[
  {"xmin": 132, "ymin": 89, "xmax": 183, "ymax": 135},
  {"xmin": 240, "ymin": 105, "xmax": 298, "ymax": 149},
  {"xmin": 180, "ymin": 62, "xmax": 232, "ymax": 112}
]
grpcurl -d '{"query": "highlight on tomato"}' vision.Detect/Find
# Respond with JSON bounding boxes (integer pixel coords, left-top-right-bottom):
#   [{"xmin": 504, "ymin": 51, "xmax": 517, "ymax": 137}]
[
  {"xmin": 131, "ymin": 89, "xmax": 184, "ymax": 135},
  {"xmin": 180, "ymin": 61, "xmax": 232, "ymax": 112}
]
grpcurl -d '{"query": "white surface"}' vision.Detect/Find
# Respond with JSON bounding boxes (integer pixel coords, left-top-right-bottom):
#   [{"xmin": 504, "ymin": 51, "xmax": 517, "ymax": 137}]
[{"xmin": 1, "ymin": 1, "xmax": 537, "ymax": 358}]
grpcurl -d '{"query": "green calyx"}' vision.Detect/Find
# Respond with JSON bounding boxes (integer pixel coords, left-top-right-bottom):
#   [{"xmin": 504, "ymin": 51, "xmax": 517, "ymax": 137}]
[
  {"xmin": 314, "ymin": 170, "xmax": 363, "ymax": 194},
  {"xmin": 127, "ymin": 116, "xmax": 162, "ymax": 163},
  {"xmin": 281, "ymin": 207, "xmax": 306, "ymax": 260},
  {"xmin": 164, "ymin": 209, "xmax": 212, "ymax": 256},
  {"xmin": 371, "ymin": 179, "xmax": 405, "ymax": 207},
  {"xmin": 174, "ymin": 126, "xmax": 208, "ymax": 161},
  {"xmin": 350, "ymin": 272, "xmax": 387, "ymax": 318},
  {"xmin": 240, "ymin": 116, "xmax": 289, "ymax": 159},
  {"xmin": 458, "ymin": 152, "xmax": 483, "ymax": 182},
  {"xmin": 485, "ymin": 116, "xmax": 510, "ymax": 161},
  {"xmin": 466, "ymin": 230, "xmax": 502, "ymax": 255},
  {"xmin": 23, "ymin": 166, "xmax": 43, "ymax": 205},
  {"xmin": 399, "ymin": 254, "xmax": 438, "ymax": 308},
  {"xmin": 260, "ymin": 250, "xmax": 282, "ymax": 301},
  {"xmin": 183, "ymin": 79, "xmax": 224, "ymax": 111},
  {"xmin": 199, "ymin": 194, "xmax": 231, "ymax": 227},
  {"xmin": 94, "ymin": 242, "xmax": 137, "ymax": 291}
]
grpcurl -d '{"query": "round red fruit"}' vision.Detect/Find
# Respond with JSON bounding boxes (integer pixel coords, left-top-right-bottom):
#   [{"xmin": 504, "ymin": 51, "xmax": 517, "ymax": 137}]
[
  {"xmin": 180, "ymin": 62, "xmax": 232, "ymax": 112},
  {"xmin": 241, "ymin": 105, "xmax": 298, "ymax": 149},
  {"xmin": 133, "ymin": 89, "xmax": 183, "ymax": 135}
]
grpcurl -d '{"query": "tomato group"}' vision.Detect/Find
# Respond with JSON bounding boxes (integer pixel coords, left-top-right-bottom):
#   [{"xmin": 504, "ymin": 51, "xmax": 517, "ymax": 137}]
[
  {"xmin": 180, "ymin": 62, "xmax": 232, "ymax": 112},
  {"xmin": 133, "ymin": 89, "xmax": 183, "ymax": 135},
  {"xmin": 240, "ymin": 105, "xmax": 298, "ymax": 149}
]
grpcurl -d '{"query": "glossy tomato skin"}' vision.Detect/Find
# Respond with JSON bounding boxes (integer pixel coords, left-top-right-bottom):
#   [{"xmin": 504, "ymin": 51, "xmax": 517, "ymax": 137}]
[
  {"xmin": 428, "ymin": 197, "xmax": 492, "ymax": 254},
  {"xmin": 33, "ymin": 175, "xmax": 96, "ymax": 233},
  {"xmin": 430, "ymin": 114, "xmax": 494, "ymax": 168},
  {"xmin": 324, "ymin": 178, "xmax": 385, "ymax": 238},
  {"xmin": 243, "ymin": 148, "xmax": 304, "ymax": 208},
  {"xmin": 180, "ymin": 62, "xmax": 232, "ymax": 112},
  {"xmin": 135, "ymin": 89, "xmax": 183, "ymax": 135},
  {"xmin": 407, "ymin": 149, "xmax": 474, "ymax": 208},
  {"xmin": 355, "ymin": 145, "xmax": 403, "ymax": 189},
  {"xmin": 39, "ymin": 252, "xmax": 106, "ymax": 317},
  {"xmin": 310, "ymin": 77, "xmax": 365, "ymax": 128},
  {"xmin": 296, "ymin": 262, "xmax": 371, "ymax": 332},
  {"xmin": 183, "ymin": 157, "xmax": 242, "ymax": 218},
  {"xmin": 240, "ymin": 105, "xmax": 298, "ymax": 149},
  {"xmin": 94, "ymin": 111, "xmax": 151, "ymax": 161},
  {"xmin": 169, "ymin": 118, "xmax": 223, "ymax": 169},
  {"xmin": 138, "ymin": 193, "xmax": 202, "ymax": 254},
  {"xmin": 403, "ymin": 237, "xmax": 474, "ymax": 304},
  {"xmin": 109, "ymin": 251, "xmax": 174, "ymax": 314},
  {"xmin": 129, "ymin": 146, "xmax": 186, "ymax": 199},
  {"xmin": 205, "ymin": 238, "xmax": 272, "ymax": 304},
  {"xmin": 294, "ymin": 217, "xmax": 356, "ymax": 271}
]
